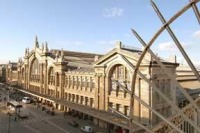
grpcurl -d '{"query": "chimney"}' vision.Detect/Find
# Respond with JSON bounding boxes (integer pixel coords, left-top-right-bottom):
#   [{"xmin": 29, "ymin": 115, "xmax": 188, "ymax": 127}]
[
  {"xmin": 94, "ymin": 55, "xmax": 99, "ymax": 61},
  {"xmin": 115, "ymin": 41, "xmax": 122, "ymax": 49}
]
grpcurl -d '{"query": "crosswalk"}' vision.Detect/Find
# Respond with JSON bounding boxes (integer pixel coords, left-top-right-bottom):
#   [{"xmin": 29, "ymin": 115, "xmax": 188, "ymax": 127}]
[
  {"xmin": 20, "ymin": 116, "xmax": 69, "ymax": 133},
  {"xmin": 19, "ymin": 118, "xmax": 39, "ymax": 125},
  {"xmin": 18, "ymin": 114, "xmax": 53, "ymax": 125}
]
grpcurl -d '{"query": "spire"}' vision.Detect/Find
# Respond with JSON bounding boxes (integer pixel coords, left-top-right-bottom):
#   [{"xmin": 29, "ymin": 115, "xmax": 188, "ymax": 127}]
[
  {"xmin": 18, "ymin": 57, "xmax": 21, "ymax": 63},
  {"xmin": 41, "ymin": 42, "xmax": 44, "ymax": 52},
  {"xmin": 35, "ymin": 36, "xmax": 39, "ymax": 48},
  {"xmin": 27, "ymin": 48, "xmax": 29, "ymax": 56},
  {"xmin": 25, "ymin": 48, "xmax": 27, "ymax": 56},
  {"xmin": 61, "ymin": 48, "xmax": 64, "ymax": 58},
  {"xmin": 18, "ymin": 57, "xmax": 22, "ymax": 64},
  {"xmin": 44, "ymin": 41, "xmax": 49, "ymax": 52}
]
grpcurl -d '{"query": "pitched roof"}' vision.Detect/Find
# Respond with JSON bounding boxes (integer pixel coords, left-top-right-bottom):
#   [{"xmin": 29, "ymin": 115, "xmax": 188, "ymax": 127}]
[{"xmin": 51, "ymin": 49, "xmax": 102, "ymax": 72}]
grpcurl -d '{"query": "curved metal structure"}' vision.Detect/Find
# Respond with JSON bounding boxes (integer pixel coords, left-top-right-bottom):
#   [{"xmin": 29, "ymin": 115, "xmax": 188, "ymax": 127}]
[{"xmin": 129, "ymin": 0, "xmax": 200, "ymax": 132}]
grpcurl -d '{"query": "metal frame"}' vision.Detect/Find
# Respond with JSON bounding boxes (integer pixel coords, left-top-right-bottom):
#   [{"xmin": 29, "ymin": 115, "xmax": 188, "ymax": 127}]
[
  {"xmin": 109, "ymin": 0, "xmax": 200, "ymax": 132},
  {"xmin": 130, "ymin": 0, "xmax": 200, "ymax": 132}
]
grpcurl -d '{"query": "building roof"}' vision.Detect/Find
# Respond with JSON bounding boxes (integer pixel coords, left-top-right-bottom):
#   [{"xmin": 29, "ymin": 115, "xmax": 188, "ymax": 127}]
[{"xmin": 51, "ymin": 49, "xmax": 102, "ymax": 72}]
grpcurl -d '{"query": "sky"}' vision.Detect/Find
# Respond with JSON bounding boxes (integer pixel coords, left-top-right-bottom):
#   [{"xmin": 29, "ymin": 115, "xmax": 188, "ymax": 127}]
[{"xmin": 0, "ymin": 0, "xmax": 199, "ymax": 66}]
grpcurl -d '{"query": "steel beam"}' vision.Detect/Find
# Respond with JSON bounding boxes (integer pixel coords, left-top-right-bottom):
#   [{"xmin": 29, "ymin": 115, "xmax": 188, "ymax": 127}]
[
  {"xmin": 121, "ymin": 54, "xmax": 200, "ymax": 131},
  {"xmin": 128, "ymin": 1, "xmax": 200, "ymax": 132},
  {"xmin": 131, "ymin": 29, "xmax": 200, "ymax": 131}
]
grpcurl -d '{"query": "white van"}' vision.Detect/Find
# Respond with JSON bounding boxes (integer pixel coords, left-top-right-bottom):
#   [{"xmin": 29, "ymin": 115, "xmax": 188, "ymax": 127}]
[
  {"xmin": 81, "ymin": 126, "xmax": 94, "ymax": 133},
  {"xmin": 22, "ymin": 97, "xmax": 31, "ymax": 104}
]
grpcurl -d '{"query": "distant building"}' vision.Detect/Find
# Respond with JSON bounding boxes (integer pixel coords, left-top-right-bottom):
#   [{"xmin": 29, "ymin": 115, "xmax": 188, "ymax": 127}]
[
  {"xmin": 0, "ymin": 64, "xmax": 6, "ymax": 82},
  {"xmin": 6, "ymin": 61, "xmax": 18, "ymax": 85},
  {"xmin": 6, "ymin": 37, "xmax": 179, "ymax": 131},
  {"xmin": 176, "ymin": 65, "xmax": 200, "ymax": 107}
]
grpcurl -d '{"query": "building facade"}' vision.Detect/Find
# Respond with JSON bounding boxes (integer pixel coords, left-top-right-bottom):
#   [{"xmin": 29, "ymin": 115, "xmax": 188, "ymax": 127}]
[{"xmin": 6, "ymin": 37, "xmax": 179, "ymax": 131}]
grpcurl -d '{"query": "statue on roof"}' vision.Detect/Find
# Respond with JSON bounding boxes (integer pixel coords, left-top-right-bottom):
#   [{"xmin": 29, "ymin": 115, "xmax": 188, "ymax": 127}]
[
  {"xmin": 44, "ymin": 41, "xmax": 49, "ymax": 52},
  {"xmin": 35, "ymin": 36, "xmax": 39, "ymax": 48},
  {"xmin": 18, "ymin": 57, "xmax": 22, "ymax": 63},
  {"xmin": 25, "ymin": 48, "xmax": 27, "ymax": 56},
  {"xmin": 27, "ymin": 48, "xmax": 29, "ymax": 56},
  {"xmin": 56, "ymin": 50, "xmax": 59, "ymax": 57},
  {"xmin": 60, "ymin": 48, "xmax": 65, "ymax": 62},
  {"xmin": 61, "ymin": 48, "xmax": 64, "ymax": 57},
  {"xmin": 55, "ymin": 50, "xmax": 59, "ymax": 62},
  {"xmin": 41, "ymin": 42, "xmax": 44, "ymax": 52}
]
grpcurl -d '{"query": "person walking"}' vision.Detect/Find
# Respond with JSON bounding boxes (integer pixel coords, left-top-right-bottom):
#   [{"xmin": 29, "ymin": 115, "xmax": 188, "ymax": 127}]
[{"xmin": 64, "ymin": 111, "xmax": 66, "ymax": 116}]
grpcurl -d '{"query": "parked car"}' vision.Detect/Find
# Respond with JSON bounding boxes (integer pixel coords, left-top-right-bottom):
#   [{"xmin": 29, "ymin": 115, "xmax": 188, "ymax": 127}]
[
  {"xmin": 16, "ymin": 97, "xmax": 22, "ymax": 102},
  {"xmin": 68, "ymin": 121, "xmax": 79, "ymax": 127},
  {"xmin": 22, "ymin": 97, "xmax": 31, "ymax": 104},
  {"xmin": 18, "ymin": 109, "xmax": 29, "ymax": 118},
  {"xmin": 81, "ymin": 126, "xmax": 94, "ymax": 133}
]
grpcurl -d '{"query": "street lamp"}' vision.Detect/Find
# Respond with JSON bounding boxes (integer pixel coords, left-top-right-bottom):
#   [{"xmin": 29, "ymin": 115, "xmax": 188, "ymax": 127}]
[
  {"xmin": 7, "ymin": 87, "xmax": 10, "ymax": 102},
  {"xmin": 7, "ymin": 112, "xmax": 12, "ymax": 133}
]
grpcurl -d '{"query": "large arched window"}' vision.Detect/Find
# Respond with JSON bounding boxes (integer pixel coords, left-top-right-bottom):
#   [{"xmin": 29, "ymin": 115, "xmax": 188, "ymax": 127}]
[
  {"xmin": 48, "ymin": 67, "xmax": 55, "ymax": 85},
  {"xmin": 110, "ymin": 64, "xmax": 131, "ymax": 93},
  {"xmin": 30, "ymin": 58, "xmax": 40, "ymax": 82}
]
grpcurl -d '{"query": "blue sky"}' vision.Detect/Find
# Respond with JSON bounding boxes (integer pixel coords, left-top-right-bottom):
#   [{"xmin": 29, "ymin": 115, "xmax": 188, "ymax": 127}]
[{"xmin": 0, "ymin": 0, "xmax": 199, "ymax": 65}]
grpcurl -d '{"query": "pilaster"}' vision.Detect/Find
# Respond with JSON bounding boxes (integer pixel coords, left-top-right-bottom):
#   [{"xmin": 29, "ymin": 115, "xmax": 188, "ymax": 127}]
[
  {"xmin": 39, "ymin": 63, "xmax": 43, "ymax": 94},
  {"xmin": 44, "ymin": 60, "xmax": 48, "ymax": 95}
]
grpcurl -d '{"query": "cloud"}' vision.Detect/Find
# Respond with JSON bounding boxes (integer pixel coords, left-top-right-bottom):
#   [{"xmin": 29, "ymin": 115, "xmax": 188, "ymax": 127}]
[
  {"xmin": 103, "ymin": 7, "xmax": 124, "ymax": 18},
  {"xmin": 158, "ymin": 41, "xmax": 191, "ymax": 51},
  {"xmin": 193, "ymin": 30, "xmax": 200, "ymax": 38}
]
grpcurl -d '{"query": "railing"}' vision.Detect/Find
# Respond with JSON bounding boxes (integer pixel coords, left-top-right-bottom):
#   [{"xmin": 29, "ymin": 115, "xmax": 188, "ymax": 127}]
[
  {"xmin": 121, "ymin": 44, "xmax": 142, "ymax": 52},
  {"xmin": 151, "ymin": 97, "xmax": 200, "ymax": 132}
]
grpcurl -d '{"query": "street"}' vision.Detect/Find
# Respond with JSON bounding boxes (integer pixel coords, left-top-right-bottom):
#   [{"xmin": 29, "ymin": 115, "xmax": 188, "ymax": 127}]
[{"xmin": 0, "ymin": 88, "xmax": 107, "ymax": 133}]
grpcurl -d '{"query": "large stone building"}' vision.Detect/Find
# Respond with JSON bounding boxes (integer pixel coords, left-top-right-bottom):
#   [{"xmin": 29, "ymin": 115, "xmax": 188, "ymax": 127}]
[{"xmin": 6, "ymin": 37, "xmax": 179, "ymax": 132}]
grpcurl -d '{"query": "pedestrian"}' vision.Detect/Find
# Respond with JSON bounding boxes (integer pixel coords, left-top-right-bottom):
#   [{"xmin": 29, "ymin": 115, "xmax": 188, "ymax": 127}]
[
  {"xmin": 64, "ymin": 111, "xmax": 66, "ymax": 116},
  {"xmin": 36, "ymin": 104, "xmax": 39, "ymax": 109},
  {"xmin": 14, "ymin": 116, "xmax": 17, "ymax": 121}
]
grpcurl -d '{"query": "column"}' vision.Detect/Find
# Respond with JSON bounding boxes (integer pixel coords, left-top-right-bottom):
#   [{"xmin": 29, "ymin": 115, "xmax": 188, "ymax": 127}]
[
  {"xmin": 27, "ymin": 63, "xmax": 30, "ymax": 90},
  {"xmin": 87, "ymin": 98, "xmax": 90, "ymax": 107},
  {"xmin": 80, "ymin": 76, "xmax": 82, "ymax": 90},
  {"xmin": 79, "ymin": 96, "xmax": 82, "ymax": 104},
  {"xmin": 40, "ymin": 63, "xmax": 43, "ymax": 94},
  {"xmin": 94, "ymin": 74, "xmax": 99, "ymax": 109},
  {"xmin": 59, "ymin": 72, "xmax": 64, "ymax": 99},
  {"xmin": 44, "ymin": 60, "xmax": 48, "ymax": 95},
  {"xmin": 55, "ymin": 72, "xmax": 58, "ymax": 98},
  {"xmin": 99, "ymin": 74, "xmax": 106, "ymax": 110},
  {"xmin": 24, "ymin": 65, "xmax": 27, "ymax": 89}
]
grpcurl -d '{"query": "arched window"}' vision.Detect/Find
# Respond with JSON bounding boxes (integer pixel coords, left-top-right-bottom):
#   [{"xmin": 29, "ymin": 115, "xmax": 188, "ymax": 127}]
[
  {"xmin": 110, "ymin": 64, "xmax": 131, "ymax": 93},
  {"xmin": 30, "ymin": 58, "xmax": 40, "ymax": 82},
  {"xmin": 48, "ymin": 67, "xmax": 55, "ymax": 85}
]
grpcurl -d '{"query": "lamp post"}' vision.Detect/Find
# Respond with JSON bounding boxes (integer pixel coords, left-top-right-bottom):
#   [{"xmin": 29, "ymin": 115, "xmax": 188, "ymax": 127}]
[
  {"xmin": 7, "ymin": 87, "xmax": 10, "ymax": 102},
  {"xmin": 7, "ymin": 112, "xmax": 11, "ymax": 133}
]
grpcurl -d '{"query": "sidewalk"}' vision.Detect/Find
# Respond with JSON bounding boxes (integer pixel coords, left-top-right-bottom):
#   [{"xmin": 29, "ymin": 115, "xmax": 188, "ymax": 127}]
[{"xmin": 60, "ymin": 111, "xmax": 113, "ymax": 133}]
